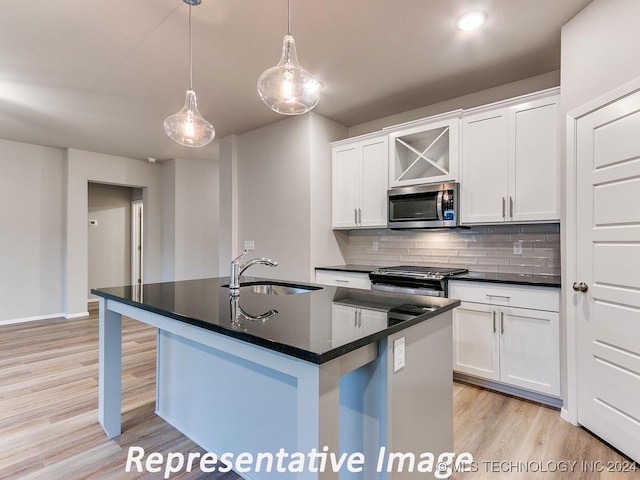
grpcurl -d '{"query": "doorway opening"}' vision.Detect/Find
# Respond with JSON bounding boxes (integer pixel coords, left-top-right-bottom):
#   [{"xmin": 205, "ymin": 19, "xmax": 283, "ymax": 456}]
[{"xmin": 88, "ymin": 183, "xmax": 144, "ymax": 302}]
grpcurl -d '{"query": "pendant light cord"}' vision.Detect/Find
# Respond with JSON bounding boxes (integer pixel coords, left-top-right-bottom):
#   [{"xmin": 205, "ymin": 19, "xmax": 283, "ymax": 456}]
[
  {"xmin": 188, "ymin": 4, "xmax": 193, "ymax": 90},
  {"xmin": 287, "ymin": 0, "xmax": 291, "ymax": 35}
]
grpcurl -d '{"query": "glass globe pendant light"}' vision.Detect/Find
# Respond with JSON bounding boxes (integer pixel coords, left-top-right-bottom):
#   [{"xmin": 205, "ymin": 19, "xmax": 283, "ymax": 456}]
[
  {"xmin": 164, "ymin": 0, "xmax": 215, "ymax": 147},
  {"xmin": 257, "ymin": 0, "xmax": 320, "ymax": 115}
]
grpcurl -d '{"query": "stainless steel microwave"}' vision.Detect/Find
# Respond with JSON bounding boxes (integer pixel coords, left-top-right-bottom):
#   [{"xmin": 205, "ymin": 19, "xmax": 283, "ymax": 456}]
[{"xmin": 387, "ymin": 182, "xmax": 459, "ymax": 229}]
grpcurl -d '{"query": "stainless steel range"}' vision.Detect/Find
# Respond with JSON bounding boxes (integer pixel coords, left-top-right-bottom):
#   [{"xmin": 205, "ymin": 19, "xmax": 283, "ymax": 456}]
[{"xmin": 369, "ymin": 265, "xmax": 468, "ymax": 297}]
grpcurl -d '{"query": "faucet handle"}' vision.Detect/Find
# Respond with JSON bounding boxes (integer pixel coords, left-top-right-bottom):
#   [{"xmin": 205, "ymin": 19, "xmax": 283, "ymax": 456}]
[{"xmin": 232, "ymin": 249, "xmax": 248, "ymax": 264}]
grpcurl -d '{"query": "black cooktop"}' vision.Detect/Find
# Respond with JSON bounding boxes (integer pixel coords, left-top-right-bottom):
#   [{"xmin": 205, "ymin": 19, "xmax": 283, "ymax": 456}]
[{"xmin": 375, "ymin": 265, "xmax": 469, "ymax": 277}]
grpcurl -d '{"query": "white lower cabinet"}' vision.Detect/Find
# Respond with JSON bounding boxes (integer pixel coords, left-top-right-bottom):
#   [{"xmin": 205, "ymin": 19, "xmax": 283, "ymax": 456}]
[
  {"xmin": 315, "ymin": 270, "xmax": 372, "ymax": 290},
  {"xmin": 332, "ymin": 303, "xmax": 388, "ymax": 345},
  {"xmin": 452, "ymin": 302, "xmax": 500, "ymax": 381},
  {"xmin": 449, "ymin": 281, "xmax": 560, "ymax": 398}
]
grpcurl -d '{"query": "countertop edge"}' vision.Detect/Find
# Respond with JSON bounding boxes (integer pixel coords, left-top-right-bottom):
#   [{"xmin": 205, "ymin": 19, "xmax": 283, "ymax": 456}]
[
  {"xmin": 317, "ymin": 299, "xmax": 460, "ymax": 364},
  {"xmin": 450, "ymin": 275, "xmax": 561, "ymax": 288},
  {"xmin": 91, "ymin": 285, "xmax": 460, "ymax": 366},
  {"xmin": 315, "ymin": 265, "xmax": 379, "ymax": 274}
]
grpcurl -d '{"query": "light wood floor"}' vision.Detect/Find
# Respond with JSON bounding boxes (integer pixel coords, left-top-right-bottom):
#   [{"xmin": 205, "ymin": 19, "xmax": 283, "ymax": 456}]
[{"xmin": 1, "ymin": 309, "xmax": 638, "ymax": 479}]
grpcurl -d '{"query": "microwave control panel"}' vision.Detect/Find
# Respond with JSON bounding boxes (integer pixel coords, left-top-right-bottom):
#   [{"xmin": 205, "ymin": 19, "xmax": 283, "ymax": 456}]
[{"xmin": 443, "ymin": 191, "xmax": 455, "ymax": 221}]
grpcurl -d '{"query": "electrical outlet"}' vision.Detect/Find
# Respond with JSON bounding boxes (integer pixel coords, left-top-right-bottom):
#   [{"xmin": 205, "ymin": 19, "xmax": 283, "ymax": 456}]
[
  {"xmin": 393, "ymin": 337, "xmax": 405, "ymax": 372},
  {"xmin": 373, "ymin": 241, "xmax": 379, "ymax": 252},
  {"xmin": 513, "ymin": 242, "xmax": 522, "ymax": 255},
  {"xmin": 244, "ymin": 240, "xmax": 255, "ymax": 251},
  {"xmin": 88, "ymin": 219, "xmax": 98, "ymax": 226}
]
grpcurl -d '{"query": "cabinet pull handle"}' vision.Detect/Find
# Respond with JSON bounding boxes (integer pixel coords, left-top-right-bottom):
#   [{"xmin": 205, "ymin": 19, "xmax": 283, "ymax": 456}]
[
  {"xmin": 486, "ymin": 294, "xmax": 511, "ymax": 300},
  {"xmin": 358, "ymin": 208, "xmax": 362, "ymax": 225},
  {"xmin": 509, "ymin": 196, "xmax": 514, "ymax": 219},
  {"xmin": 335, "ymin": 279, "xmax": 349, "ymax": 284},
  {"xmin": 358, "ymin": 310, "xmax": 362, "ymax": 327},
  {"xmin": 354, "ymin": 208, "xmax": 358, "ymax": 225},
  {"xmin": 500, "ymin": 311, "xmax": 505, "ymax": 335},
  {"xmin": 492, "ymin": 311, "xmax": 496, "ymax": 333},
  {"xmin": 502, "ymin": 197, "xmax": 506, "ymax": 219},
  {"xmin": 354, "ymin": 310, "xmax": 358, "ymax": 327}
]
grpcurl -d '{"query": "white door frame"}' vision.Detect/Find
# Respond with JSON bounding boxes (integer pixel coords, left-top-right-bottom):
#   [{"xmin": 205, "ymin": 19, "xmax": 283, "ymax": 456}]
[
  {"xmin": 563, "ymin": 76, "xmax": 640, "ymax": 425},
  {"xmin": 131, "ymin": 200, "xmax": 143, "ymax": 287}
]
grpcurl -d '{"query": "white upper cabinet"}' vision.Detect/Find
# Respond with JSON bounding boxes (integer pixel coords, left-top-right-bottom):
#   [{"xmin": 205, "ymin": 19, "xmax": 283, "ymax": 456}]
[
  {"xmin": 332, "ymin": 133, "xmax": 388, "ymax": 229},
  {"xmin": 386, "ymin": 111, "xmax": 462, "ymax": 187},
  {"xmin": 460, "ymin": 89, "xmax": 560, "ymax": 224}
]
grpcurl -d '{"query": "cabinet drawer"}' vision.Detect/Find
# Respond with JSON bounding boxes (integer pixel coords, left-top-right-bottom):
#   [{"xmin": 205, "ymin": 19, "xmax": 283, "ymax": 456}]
[
  {"xmin": 315, "ymin": 270, "xmax": 372, "ymax": 290},
  {"xmin": 448, "ymin": 280, "xmax": 559, "ymax": 312}
]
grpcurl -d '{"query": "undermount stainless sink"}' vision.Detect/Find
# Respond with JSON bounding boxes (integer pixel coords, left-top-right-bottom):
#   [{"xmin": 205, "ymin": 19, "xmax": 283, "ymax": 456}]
[{"xmin": 232, "ymin": 282, "xmax": 322, "ymax": 295}]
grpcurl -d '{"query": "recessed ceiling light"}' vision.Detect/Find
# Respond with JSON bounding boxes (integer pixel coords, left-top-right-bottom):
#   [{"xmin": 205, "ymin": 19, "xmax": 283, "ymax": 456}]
[{"xmin": 456, "ymin": 11, "xmax": 487, "ymax": 31}]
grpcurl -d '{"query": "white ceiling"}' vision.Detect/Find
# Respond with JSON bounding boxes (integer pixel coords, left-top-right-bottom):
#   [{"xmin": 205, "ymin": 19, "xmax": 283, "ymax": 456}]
[{"xmin": 0, "ymin": 0, "xmax": 591, "ymax": 161}]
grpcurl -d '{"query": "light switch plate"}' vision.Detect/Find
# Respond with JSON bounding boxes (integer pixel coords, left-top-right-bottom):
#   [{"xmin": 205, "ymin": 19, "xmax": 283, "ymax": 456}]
[
  {"xmin": 393, "ymin": 337, "xmax": 405, "ymax": 372},
  {"xmin": 373, "ymin": 241, "xmax": 379, "ymax": 252},
  {"xmin": 244, "ymin": 240, "xmax": 255, "ymax": 251},
  {"xmin": 513, "ymin": 242, "xmax": 522, "ymax": 255}
]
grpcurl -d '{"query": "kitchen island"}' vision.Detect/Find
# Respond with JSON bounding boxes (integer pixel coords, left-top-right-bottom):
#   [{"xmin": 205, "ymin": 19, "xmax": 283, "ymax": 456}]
[{"xmin": 92, "ymin": 277, "xmax": 460, "ymax": 479}]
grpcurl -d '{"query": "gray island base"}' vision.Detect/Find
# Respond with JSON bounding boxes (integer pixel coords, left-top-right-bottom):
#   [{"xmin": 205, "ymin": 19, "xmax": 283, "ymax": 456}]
[{"xmin": 94, "ymin": 278, "xmax": 458, "ymax": 479}]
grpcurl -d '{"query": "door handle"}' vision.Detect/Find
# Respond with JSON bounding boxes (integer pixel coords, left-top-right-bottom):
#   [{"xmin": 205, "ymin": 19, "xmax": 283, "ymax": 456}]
[{"xmin": 572, "ymin": 282, "xmax": 589, "ymax": 293}]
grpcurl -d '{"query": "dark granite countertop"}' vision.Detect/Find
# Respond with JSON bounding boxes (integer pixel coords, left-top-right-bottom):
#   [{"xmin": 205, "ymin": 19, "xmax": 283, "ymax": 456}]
[
  {"xmin": 316, "ymin": 265, "xmax": 561, "ymax": 288},
  {"xmin": 315, "ymin": 264, "xmax": 380, "ymax": 274},
  {"xmin": 91, "ymin": 277, "xmax": 459, "ymax": 365},
  {"xmin": 451, "ymin": 271, "xmax": 561, "ymax": 287}
]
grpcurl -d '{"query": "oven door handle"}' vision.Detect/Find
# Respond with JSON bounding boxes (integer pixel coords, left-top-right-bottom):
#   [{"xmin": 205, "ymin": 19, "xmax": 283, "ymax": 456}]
[
  {"xmin": 371, "ymin": 283, "xmax": 445, "ymax": 297},
  {"xmin": 436, "ymin": 191, "xmax": 444, "ymax": 220}
]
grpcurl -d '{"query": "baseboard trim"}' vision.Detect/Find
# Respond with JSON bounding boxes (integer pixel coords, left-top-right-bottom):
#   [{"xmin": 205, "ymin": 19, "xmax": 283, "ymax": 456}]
[
  {"xmin": 560, "ymin": 407, "xmax": 579, "ymax": 425},
  {"xmin": 0, "ymin": 313, "xmax": 65, "ymax": 326},
  {"xmin": 66, "ymin": 311, "xmax": 89, "ymax": 319},
  {"xmin": 454, "ymin": 372, "xmax": 563, "ymax": 408}
]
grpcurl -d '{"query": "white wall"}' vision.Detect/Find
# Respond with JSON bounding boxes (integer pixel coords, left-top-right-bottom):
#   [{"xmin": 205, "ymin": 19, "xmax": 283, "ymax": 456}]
[
  {"xmin": 2, "ymin": 138, "xmax": 222, "ymax": 322},
  {"xmin": 162, "ymin": 157, "xmax": 220, "ymax": 281},
  {"xmin": 348, "ymin": 71, "xmax": 560, "ymax": 137},
  {"xmin": 88, "ymin": 183, "xmax": 138, "ymax": 298},
  {"xmin": 561, "ymin": 0, "xmax": 640, "ymax": 115},
  {"xmin": 65, "ymin": 149, "xmax": 163, "ymax": 317},
  {"xmin": 559, "ymin": 0, "xmax": 640, "ymax": 421},
  {"xmin": 238, "ymin": 115, "xmax": 312, "ymax": 282},
  {"xmin": 309, "ymin": 114, "xmax": 349, "ymax": 273},
  {"xmin": 236, "ymin": 113, "xmax": 347, "ymax": 283},
  {"xmin": 0, "ymin": 139, "xmax": 65, "ymax": 323},
  {"xmin": 217, "ymin": 135, "xmax": 238, "ymax": 276}
]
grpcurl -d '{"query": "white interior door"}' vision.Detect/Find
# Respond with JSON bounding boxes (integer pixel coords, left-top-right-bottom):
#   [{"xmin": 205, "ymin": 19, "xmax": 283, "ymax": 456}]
[{"xmin": 575, "ymin": 85, "xmax": 640, "ymax": 462}]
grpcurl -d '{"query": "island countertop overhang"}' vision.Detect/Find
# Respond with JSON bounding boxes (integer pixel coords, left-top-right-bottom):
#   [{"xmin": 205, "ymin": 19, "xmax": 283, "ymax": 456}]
[{"xmin": 92, "ymin": 276, "xmax": 460, "ymax": 364}]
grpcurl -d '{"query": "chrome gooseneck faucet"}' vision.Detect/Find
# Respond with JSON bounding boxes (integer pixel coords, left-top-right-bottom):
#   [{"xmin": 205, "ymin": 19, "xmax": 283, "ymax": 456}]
[{"xmin": 229, "ymin": 250, "xmax": 278, "ymax": 297}]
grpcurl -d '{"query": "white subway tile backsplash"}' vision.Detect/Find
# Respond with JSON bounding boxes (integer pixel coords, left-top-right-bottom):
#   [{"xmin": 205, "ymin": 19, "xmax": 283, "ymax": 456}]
[{"xmin": 339, "ymin": 224, "xmax": 561, "ymax": 276}]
